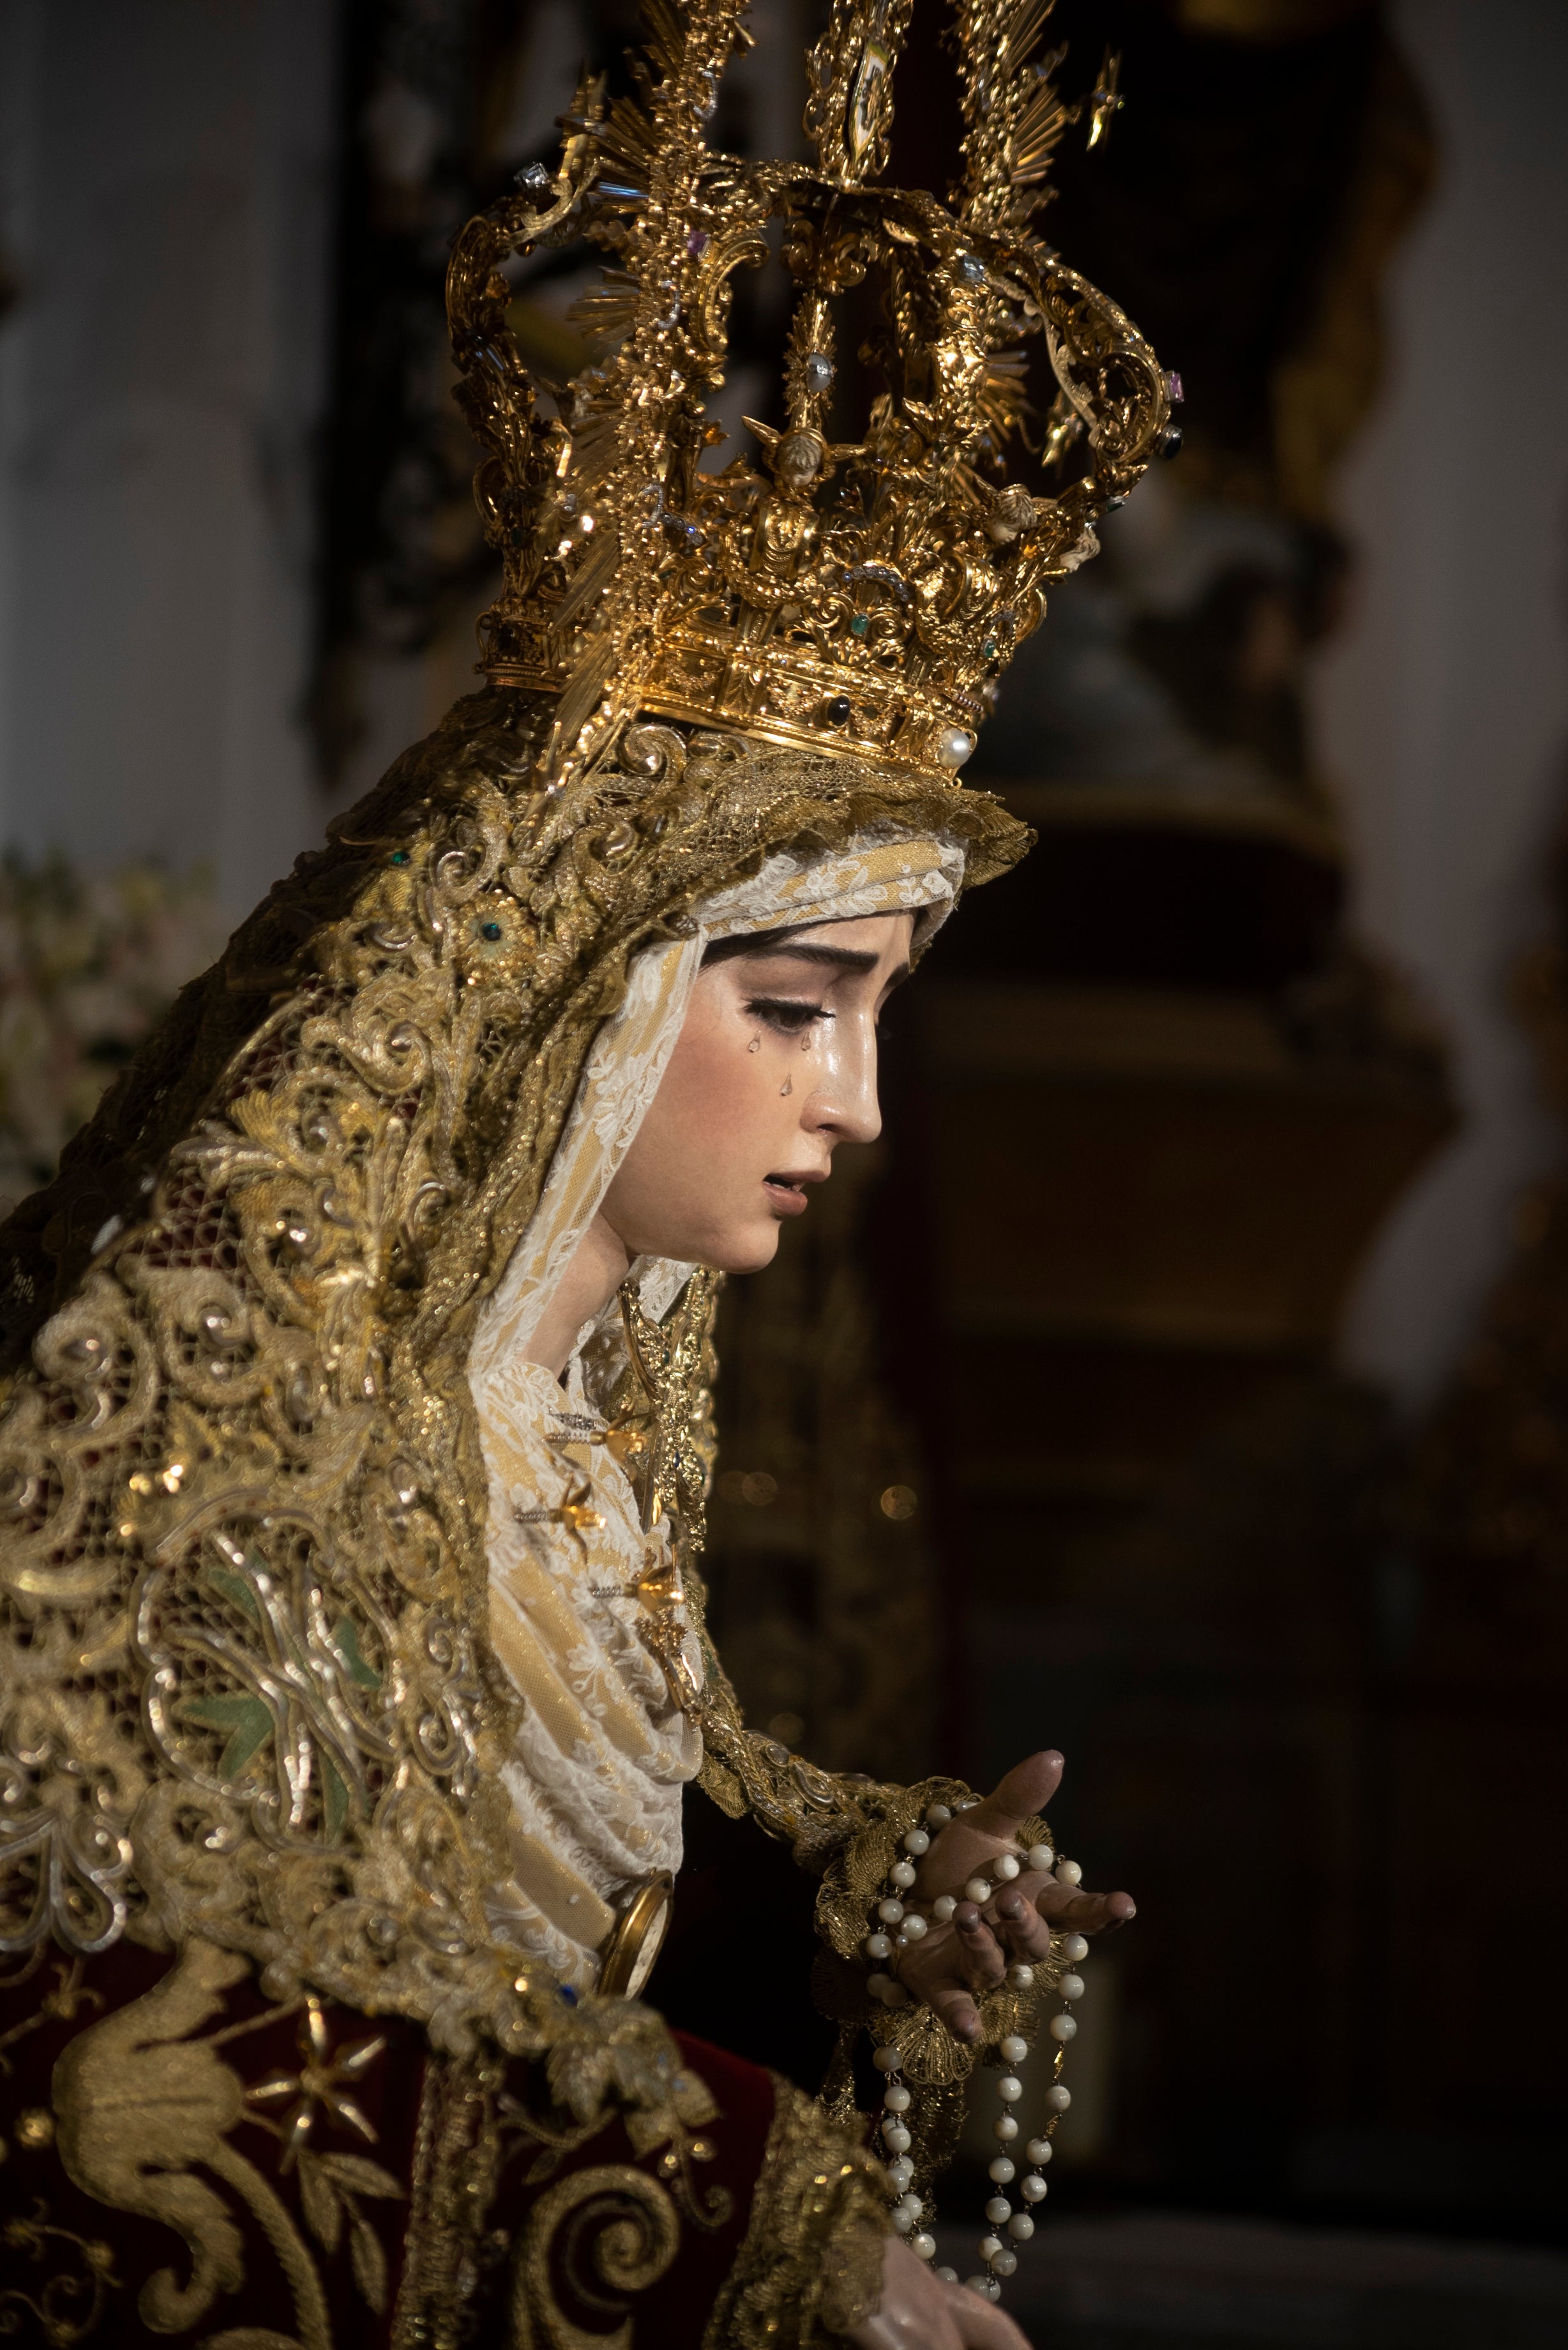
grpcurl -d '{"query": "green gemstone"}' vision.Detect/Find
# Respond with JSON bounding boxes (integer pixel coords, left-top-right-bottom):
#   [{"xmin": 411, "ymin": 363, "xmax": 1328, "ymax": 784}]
[
  {"xmin": 983, "ymin": 640, "xmax": 997, "ymax": 660},
  {"xmin": 480, "ymin": 921, "xmax": 502, "ymax": 943},
  {"xmin": 849, "ymin": 614, "xmax": 870, "ymax": 637},
  {"xmin": 390, "ymin": 849, "xmax": 409, "ymax": 865}
]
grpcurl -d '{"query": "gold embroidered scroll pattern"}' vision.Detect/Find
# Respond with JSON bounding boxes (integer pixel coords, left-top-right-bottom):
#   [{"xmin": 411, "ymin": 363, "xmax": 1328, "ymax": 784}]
[
  {"xmin": 509, "ymin": 2164, "xmax": 680, "ymax": 2350},
  {"xmin": 501, "ymin": 2036, "xmax": 727, "ymax": 2237},
  {"xmin": 0, "ymin": 1954, "xmax": 102, "ymax": 2102},
  {"xmin": 0, "ymin": 2199, "xmax": 123, "ymax": 2347}
]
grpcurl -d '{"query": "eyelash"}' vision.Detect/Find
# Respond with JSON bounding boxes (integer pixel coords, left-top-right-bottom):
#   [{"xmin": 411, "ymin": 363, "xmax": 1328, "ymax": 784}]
[{"xmin": 744, "ymin": 996, "xmax": 829, "ymax": 1036}]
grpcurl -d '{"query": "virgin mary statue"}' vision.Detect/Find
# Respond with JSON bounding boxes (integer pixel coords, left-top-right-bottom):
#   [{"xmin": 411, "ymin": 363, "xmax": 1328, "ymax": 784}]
[{"xmin": 0, "ymin": 4, "xmax": 1163, "ymax": 2342}]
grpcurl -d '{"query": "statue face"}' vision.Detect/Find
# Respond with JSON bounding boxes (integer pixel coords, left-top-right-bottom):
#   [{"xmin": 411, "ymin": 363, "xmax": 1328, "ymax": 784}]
[
  {"xmin": 599, "ymin": 911, "xmax": 915, "ymax": 1274},
  {"xmin": 776, "ymin": 430, "xmax": 824, "ymax": 492}
]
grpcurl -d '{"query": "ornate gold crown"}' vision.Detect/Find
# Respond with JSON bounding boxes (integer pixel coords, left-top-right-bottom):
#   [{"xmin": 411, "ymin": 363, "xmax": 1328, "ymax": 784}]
[{"xmin": 447, "ymin": 0, "xmax": 1170, "ymax": 792}]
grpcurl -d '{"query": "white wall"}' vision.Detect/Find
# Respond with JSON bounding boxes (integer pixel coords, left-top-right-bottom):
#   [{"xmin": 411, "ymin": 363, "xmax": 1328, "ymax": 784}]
[
  {"xmin": 1319, "ymin": 0, "xmax": 1568, "ymax": 1411},
  {"xmin": 0, "ymin": 0, "xmax": 337, "ymax": 916}
]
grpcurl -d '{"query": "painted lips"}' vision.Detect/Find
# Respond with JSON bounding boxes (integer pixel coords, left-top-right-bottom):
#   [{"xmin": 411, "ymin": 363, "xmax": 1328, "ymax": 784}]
[{"xmin": 763, "ymin": 1174, "xmax": 815, "ymax": 1215}]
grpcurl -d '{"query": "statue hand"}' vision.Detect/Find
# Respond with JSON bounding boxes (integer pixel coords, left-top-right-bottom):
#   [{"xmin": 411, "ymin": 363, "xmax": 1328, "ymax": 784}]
[
  {"xmin": 848, "ymin": 2238, "xmax": 1031, "ymax": 2350},
  {"xmin": 893, "ymin": 1750, "xmax": 1135, "ymax": 2045},
  {"xmin": 913, "ymin": 1749, "xmax": 1066, "ymax": 1899}
]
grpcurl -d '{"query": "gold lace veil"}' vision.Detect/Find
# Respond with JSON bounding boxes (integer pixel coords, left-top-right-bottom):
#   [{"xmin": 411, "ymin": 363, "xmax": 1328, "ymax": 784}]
[{"xmin": 0, "ymin": 693, "xmax": 1027, "ymax": 2063}]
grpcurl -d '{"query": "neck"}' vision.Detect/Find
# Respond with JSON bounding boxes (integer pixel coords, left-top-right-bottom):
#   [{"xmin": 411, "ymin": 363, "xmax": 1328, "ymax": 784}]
[{"xmin": 522, "ymin": 1213, "xmax": 632, "ymax": 1378}]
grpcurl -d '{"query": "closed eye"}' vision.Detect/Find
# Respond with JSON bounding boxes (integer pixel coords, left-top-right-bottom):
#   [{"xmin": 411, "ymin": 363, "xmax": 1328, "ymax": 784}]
[{"xmin": 744, "ymin": 996, "xmax": 830, "ymax": 1036}]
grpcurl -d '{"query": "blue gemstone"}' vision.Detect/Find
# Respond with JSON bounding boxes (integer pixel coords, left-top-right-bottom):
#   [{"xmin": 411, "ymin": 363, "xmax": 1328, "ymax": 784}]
[
  {"xmin": 480, "ymin": 921, "xmax": 502, "ymax": 942},
  {"xmin": 557, "ymin": 1983, "xmax": 578, "ymax": 2006}
]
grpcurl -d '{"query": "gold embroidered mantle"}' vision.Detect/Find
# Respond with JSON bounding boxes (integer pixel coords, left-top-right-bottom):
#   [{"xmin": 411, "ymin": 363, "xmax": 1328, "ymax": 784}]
[{"xmin": 0, "ymin": 698, "xmax": 1025, "ymax": 2072}]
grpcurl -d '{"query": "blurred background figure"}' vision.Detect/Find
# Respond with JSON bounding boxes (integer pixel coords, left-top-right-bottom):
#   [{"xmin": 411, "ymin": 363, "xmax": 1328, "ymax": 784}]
[{"xmin": 1, "ymin": 0, "xmax": 1566, "ymax": 2339}]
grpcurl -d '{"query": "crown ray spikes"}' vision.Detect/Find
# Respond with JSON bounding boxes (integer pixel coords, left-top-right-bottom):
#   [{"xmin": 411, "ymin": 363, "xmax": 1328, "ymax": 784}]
[{"xmin": 447, "ymin": 0, "xmax": 1169, "ymax": 796}]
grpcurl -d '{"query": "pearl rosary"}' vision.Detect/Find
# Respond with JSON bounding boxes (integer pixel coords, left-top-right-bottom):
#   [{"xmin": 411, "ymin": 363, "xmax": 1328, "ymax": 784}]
[{"xmin": 863, "ymin": 1801, "xmax": 1090, "ymax": 2303}]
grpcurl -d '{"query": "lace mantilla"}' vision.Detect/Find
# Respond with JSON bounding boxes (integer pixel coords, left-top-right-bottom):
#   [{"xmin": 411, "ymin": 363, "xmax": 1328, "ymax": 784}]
[{"xmin": 0, "ymin": 695, "xmax": 1025, "ymax": 2069}]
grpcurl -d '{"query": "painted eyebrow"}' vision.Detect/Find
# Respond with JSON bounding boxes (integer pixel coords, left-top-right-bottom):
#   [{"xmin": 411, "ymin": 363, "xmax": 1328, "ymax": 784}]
[
  {"xmin": 748, "ymin": 943, "xmax": 914, "ymax": 992},
  {"xmin": 707, "ymin": 934, "xmax": 913, "ymax": 988},
  {"xmin": 762, "ymin": 942, "xmax": 883, "ymax": 975}
]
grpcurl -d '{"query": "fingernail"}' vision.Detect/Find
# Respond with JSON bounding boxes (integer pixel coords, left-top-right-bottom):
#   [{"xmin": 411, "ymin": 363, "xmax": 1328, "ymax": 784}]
[{"xmin": 998, "ymin": 1894, "xmax": 1024, "ymax": 1920}]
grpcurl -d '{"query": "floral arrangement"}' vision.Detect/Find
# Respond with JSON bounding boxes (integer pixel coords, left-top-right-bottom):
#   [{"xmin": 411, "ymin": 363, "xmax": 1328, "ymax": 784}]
[{"xmin": 0, "ymin": 853, "xmax": 225, "ymax": 1213}]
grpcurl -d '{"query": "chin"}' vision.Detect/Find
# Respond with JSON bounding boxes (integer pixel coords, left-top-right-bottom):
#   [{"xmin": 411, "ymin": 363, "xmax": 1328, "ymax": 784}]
[{"xmin": 705, "ymin": 1220, "xmax": 784, "ymax": 1277}]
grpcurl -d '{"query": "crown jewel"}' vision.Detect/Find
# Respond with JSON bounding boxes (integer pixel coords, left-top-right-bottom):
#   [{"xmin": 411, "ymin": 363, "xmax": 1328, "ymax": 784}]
[{"xmin": 448, "ymin": 0, "xmax": 1168, "ymax": 792}]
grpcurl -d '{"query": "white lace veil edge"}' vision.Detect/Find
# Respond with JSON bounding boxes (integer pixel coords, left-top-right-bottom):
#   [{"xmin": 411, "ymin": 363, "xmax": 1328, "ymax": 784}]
[{"xmin": 466, "ymin": 833, "xmax": 965, "ymax": 1393}]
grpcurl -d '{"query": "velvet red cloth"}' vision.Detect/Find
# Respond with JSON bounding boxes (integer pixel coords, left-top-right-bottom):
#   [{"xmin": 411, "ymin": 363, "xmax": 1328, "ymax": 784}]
[{"xmin": 0, "ymin": 1939, "xmax": 777, "ymax": 2346}]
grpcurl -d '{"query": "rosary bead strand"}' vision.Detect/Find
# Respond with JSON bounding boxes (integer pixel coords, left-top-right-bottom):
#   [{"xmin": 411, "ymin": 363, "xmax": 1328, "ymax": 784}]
[{"xmin": 863, "ymin": 1808, "xmax": 1090, "ymax": 2303}]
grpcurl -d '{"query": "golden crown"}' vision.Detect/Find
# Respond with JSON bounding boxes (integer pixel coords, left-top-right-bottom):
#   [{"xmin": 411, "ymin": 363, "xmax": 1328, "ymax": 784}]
[{"xmin": 447, "ymin": 0, "xmax": 1170, "ymax": 793}]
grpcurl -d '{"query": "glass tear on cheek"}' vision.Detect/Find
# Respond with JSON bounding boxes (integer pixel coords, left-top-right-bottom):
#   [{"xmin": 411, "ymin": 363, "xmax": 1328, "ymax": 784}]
[
  {"xmin": 748, "ymin": 1035, "xmax": 761, "ymax": 1052},
  {"xmin": 780, "ymin": 1077, "xmax": 792, "ymax": 1096}
]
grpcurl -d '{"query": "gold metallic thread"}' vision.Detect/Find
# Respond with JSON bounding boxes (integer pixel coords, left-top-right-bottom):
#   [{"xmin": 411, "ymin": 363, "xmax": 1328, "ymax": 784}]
[
  {"xmin": 700, "ymin": 2078, "xmax": 889, "ymax": 2349},
  {"xmin": 509, "ymin": 2164, "xmax": 681, "ymax": 2349}
]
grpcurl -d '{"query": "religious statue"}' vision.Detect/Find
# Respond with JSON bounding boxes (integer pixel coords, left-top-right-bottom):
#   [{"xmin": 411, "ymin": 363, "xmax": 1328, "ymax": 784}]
[{"xmin": 0, "ymin": 3, "xmax": 1167, "ymax": 2341}]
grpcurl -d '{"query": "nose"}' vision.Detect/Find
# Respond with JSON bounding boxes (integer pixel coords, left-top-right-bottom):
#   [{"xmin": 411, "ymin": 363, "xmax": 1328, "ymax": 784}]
[{"xmin": 808, "ymin": 1008, "xmax": 882, "ymax": 1148}]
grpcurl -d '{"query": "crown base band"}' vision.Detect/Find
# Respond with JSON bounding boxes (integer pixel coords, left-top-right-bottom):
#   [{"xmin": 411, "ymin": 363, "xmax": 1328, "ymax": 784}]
[{"xmin": 485, "ymin": 646, "xmax": 982, "ymax": 785}]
